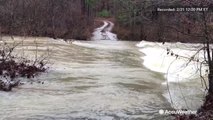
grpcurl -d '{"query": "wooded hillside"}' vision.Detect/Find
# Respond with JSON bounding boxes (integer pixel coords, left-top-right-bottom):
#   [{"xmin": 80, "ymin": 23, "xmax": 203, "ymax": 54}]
[
  {"xmin": 0, "ymin": 0, "xmax": 95, "ymax": 40},
  {"xmin": 105, "ymin": 0, "xmax": 213, "ymax": 42},
  {"xmin": 0, "ymin": 0, "xmax": 212, "ymax": 42}
]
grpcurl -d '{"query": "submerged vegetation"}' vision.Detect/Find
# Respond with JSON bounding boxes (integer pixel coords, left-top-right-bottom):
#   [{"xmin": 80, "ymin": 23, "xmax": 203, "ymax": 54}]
[{"xmin": 0, "ymin": 39, "xmax": 48, "ymax": 91}]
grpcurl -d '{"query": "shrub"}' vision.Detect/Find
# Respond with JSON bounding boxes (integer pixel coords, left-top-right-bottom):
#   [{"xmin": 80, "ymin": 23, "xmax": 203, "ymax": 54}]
[{"xmin": 98, "ymin": 10, "xmax": 110, "ymax": 18}]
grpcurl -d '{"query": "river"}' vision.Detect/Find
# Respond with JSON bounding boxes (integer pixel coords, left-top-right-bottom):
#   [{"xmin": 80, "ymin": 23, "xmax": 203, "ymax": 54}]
[{"xmin": 0, "ymin": 22, "xmax": 206, "ymax": 120}]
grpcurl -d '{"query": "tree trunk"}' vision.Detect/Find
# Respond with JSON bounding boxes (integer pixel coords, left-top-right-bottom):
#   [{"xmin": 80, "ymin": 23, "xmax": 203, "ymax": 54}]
[
  {"xmin": 209, "ymin": 49, "xmax": 213, "ymax": 94},
  {"xmin": 209, "ymin": 74, "xmax": 213, "ymax": 94}
]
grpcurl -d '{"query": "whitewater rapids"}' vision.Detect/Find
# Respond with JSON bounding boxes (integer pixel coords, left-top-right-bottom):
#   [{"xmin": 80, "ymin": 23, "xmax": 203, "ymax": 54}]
[{"xmin": 137, "ymin": 41, "xmax": 207, "ymax": 109}]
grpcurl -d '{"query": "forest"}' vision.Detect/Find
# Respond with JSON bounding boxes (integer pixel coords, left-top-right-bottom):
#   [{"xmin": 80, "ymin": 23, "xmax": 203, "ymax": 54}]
[
  {"xmin": 0, "ymin": 0, "xmax": 212, "ymax": 42},
  {"xmin": 0, "ymin": 0, "xmax": 92, "ymax": 40},
  {"xmin": 0, "ymin": 0, "xmax": 213, "ymax": 120}
]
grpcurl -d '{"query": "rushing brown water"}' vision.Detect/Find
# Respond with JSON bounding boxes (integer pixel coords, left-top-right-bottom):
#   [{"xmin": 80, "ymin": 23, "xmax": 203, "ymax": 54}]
[{"xmin": 0, "ymin": 35, "xmax": 204, "ymax": 120}]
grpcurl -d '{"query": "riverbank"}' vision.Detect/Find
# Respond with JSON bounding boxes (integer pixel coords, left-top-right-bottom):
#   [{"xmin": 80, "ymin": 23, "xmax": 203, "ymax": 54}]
[
  {"xmin": 175, "ymin": 94, "xmax": 213, "ymax": 120},
  {"xmin": 0, "ymin": 19, "xmax": 105, "ymax": 41},
  {"xmin": 0, "ymin": 25, "xmax": 93, "ymax": 41}
]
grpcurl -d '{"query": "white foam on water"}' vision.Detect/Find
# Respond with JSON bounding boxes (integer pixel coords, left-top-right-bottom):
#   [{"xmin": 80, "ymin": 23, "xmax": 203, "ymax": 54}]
[
  {"xmin": 137, "ymin": 41, "xmax": 207, "ymax": 83},
  {"xmin": 72, "ymin": 41, "xmax": 110, "ymax": 49},
  {"xmin": 106, "ymin": 31, "xmax": 117, "ymax": 41},
  {"xmin": 72, "ymin": 41, "xmax": 125, "ymax": 50}
]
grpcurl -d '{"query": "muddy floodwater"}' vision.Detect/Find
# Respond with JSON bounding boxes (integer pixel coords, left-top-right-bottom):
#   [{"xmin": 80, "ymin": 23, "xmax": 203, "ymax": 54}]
[{"xmin": 0, "ymin": 36, "xmax": 205, "ymax": 120}]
